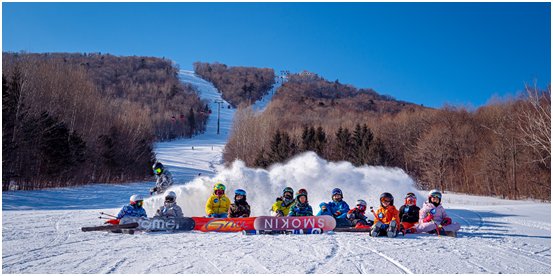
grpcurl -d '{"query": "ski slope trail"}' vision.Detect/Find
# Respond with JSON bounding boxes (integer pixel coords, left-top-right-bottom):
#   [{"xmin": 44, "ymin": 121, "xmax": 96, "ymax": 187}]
[{"xmin": 2, "ymin": 71, "xmax": 551, "ymax": 273}]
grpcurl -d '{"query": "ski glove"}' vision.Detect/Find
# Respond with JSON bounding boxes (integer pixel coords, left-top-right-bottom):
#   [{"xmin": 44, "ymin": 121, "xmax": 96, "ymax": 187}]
[
  {"xmin": 423, "ymin": 214, "xmax": 434, "ymax": 223},
  {"xmin": 334, "ymin": 211, "xmax": 341, "ymax": 217}
]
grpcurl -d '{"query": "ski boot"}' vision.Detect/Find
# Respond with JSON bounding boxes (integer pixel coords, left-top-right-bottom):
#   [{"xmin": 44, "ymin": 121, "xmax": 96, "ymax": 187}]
[
  {"xmin": 371, "ymin": 221, "xmax": 383, "ymax": 237},
  {"xmin": 387, "ymin": 220, "xmax": 398, "ymax": 238}
]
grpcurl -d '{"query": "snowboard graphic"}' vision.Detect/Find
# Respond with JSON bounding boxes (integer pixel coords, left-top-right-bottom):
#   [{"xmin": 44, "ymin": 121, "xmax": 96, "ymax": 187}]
[
  {"xmin": 192, "ymin": 217, "xmax": 256, "ymax": 232},
  {"xmin": 254, "ymin": 215, "xmax": 336, "ymax": 231}
]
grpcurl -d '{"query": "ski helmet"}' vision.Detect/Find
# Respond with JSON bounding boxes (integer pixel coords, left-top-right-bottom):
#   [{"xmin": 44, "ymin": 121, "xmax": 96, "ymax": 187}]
[
  {"xmin": 165, "ymin": 191, "xmax": 176, "ymax": 203},
  {"xmin": 379, "ymin": 192, "xmax": 394, "ymax": 206},
  {"xmin": 213, "ymin": 183, "xmax": 226, "ymax": 195},
  {"xmin": 296, "ymin": 188, "xmax": 308, "ymax": 201},
  {"xmin": 428, "ymin": 189, "xmax": 442, "ymax": 205},
  {"xmin": 405, "ymin": 192, "xmax": 417, "ymax": 206},
  {"xmin": 130, "ymin": 194, "xmax": 144, "ymax": 207},
  {"xmin": 234, "ymin": 189, "xmax": 247, "ymax": 201},
  {"xmin": 282, "ymin": 187, "xmax": 294, "ymax": 199},
  {"xmin": 356, "ymin": 199, "xmax": 367, "ymax": 211},
  {"xmin": 152, "ymin": 162, "xmax": 164, "ymax": 175},
  {"xmin": 332, "ymin": 188, "xmax": 343, "ymax": 196}
]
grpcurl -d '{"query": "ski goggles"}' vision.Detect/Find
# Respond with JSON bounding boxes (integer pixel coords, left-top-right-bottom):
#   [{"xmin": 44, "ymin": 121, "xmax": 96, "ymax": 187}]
[
  {"xmin": 356, "ymin": 204, "xmax": 367, "ymax": 211},
  {"xmin": 215, "ymin": 189, "xmax": 225, "ymax": 196},
  {"xmin": 430, "ymin": 195, "xmax": 441, "ymax": 200},
  {"xmin": 381, "ymin": 198, "xmax": 392, "ymax": 203},
  {"xmin": 154, "ymin": 168, "xmax": 162, "ymax": 174},
  {"xmin": 132, "ymin": 200, "xmax": 144, "ymax": 207}
]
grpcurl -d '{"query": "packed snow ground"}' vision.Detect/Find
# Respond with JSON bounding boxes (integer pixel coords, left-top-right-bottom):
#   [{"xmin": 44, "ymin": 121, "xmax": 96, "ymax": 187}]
[{"xmin": 2, "ymin": 71, "xmax": 551, "ymax": 274}]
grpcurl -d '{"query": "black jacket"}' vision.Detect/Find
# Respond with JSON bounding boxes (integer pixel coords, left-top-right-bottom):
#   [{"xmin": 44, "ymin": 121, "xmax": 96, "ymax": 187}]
[{"xmin": 399, "ymin": 204, "xmax": 420, "ymax": 223}]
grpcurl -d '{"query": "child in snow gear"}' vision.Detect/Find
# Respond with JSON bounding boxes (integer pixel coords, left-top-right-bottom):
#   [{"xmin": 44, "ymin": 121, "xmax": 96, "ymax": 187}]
[
  {"xmin": 371, "ymin": 192, "xmax": 400, "ymax": 237},
  {"xmin": 399, "ymin": 192, "xmax": 420, "ymax": 234},
  {"xmin": 150, "ymin": 162, "xmax": 174, "ymax": 195},
  {"xmin": 288, "ymin": 189, "xmax": 313, "ymax": 217},
  {"xmin": 117, "ymin": 194, "xmax": 148, "ymax": 220},
  {"xmin": 416, "ymin": 190, "xmax": 461, "ymax": 235},
  {"xmin": 155, "ymin": 191, "xmax": 184, "ymax": 218},
  {"xmin": 317, "ymin": 188, "xmax": 350, "ymax": 227},
  {"xmin": 271, "ymin": 187, "xmax": 295, "ymax": 217},
  {"xmin": 228, "ymin": 189, "xmax": 251, "ymax": 218},
  {"xmin": 205, "ymin": 183, "xmax": 230, "ymax": 218},
  {"xmin": 346, "ymin": 199, "xmax": 374, "ymax": 227}
]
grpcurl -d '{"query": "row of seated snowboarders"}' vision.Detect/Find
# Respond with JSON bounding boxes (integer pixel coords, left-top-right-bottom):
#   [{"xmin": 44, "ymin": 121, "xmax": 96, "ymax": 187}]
[{"xmin": 116, "ymin": 183, "xmax": 461, "ymax": 236}]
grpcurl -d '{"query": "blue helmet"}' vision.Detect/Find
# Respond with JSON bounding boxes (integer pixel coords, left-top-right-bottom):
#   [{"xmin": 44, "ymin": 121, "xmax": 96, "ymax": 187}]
[
  {"xmin": 332, "ymin": 188, "xmax": 343, "ymax": 196},
  {"xmin": 235, "ymin": 189, "xmax": 247, "ymax": 196}
]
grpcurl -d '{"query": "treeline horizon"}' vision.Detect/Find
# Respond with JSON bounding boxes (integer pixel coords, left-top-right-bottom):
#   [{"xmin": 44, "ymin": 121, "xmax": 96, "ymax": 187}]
[
  {"xmin": 2, "ymin": 52, "xmax": 209, "ymax": 190},
  {"xmin": 225, "ymin": 72, "xmax": 551, "ymax": 201}
]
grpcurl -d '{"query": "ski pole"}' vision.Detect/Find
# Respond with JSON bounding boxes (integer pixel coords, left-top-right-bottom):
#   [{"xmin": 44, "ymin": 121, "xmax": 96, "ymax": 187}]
[
  {"xmin": 98, "ymin": 216, "xmax": 113, "ymax": 220},
  {"xmin": 100, "ymin": 212, "xmax": 117, "ymax": 218},
  {"xmin": 370, "ymin": 206, "xmax": 377, "ymax": 218}
]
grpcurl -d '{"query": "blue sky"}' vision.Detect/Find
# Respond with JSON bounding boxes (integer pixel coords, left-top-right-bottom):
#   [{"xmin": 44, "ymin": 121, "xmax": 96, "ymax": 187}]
[{"xmin": 2, "ymin": 2, "xmax": 550, "ymax": 108}]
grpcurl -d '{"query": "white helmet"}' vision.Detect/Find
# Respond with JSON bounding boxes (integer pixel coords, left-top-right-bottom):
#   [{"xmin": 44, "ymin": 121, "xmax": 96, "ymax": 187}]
[
  {"xmin": 130, "ymin": 194, "xmax": 143, "ymax": 204},
  {"xmin": 165, "ymin": 191, "xmax": 177, "ymax": 202},
  {"xmin": 355, "ymin": 199, "xmax": 367, "ymax": 207}
]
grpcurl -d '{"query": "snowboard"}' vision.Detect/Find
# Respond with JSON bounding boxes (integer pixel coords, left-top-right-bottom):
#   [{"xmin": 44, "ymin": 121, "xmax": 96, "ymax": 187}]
[
  {"xmin": 136, "ymin": 217, "xmax": 195, "ymax": 231},
  {"xmin": 254, "ymin": 215, "xmax": 336, "ymax": 231},
  {"xmin": 81, "ymin": 222, "xmax": 139, "ymax": 232},
  {"xmin": 192, "ymin": 217, "xmax": 256, "ymax": 232},
  {"xmin": 333, "ymin": 227, "xmax": 372, "ymax": 232},
  {"xmin": 243, "ymin": 228, "xmax": 323, "ymax": 235}
]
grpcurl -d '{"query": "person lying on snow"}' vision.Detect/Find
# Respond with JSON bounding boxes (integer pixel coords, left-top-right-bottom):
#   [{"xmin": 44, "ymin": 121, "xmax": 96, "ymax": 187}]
[
  {"xmin": 399, "ymin": 192, "xmax": 420, "ymax": 234},
  {"xmin": 271, "ymin": 187, "xmax": 296, "ymax": 217},
  {"xmin": 228, "ymin": 189, "xmax": 251, "ymax": 218},
  {"xmin": 370, "ymin": 192, "xmax": 400, "ymax": 238},
  {"xmin": 115, "ymin": 194, "xmax": 147, "ymax": 223},
  {"xmin": 205, "ymin": 183, "xmax": 230, "ymax": 218},
  {"xmin": 416, "ymin": 189, "xmax": 461, "ymax": 235},
  {"xmin": 155, "ymin": 191, "xmax": 184, "ymax": 218},
  {"xmin": 317, "ymin": 188, "xmax": 351, "ymax": 227},
  {"xmin": 150, "ymin": 162, "xmax": 174, "ymax": 195},
  {"xmin": 288, "ymin": 189, "xmax": 313, "ymax": 217},
  {"xmin": 346, "ymin": 199, "xmax": 374, "ymax": 228}
]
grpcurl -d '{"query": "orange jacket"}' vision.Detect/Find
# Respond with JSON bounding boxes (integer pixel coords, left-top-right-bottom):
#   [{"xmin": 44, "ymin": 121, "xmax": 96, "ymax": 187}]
[{"xmin": 374, "ymin": 205, "xmax": 400, "ymax": 224}]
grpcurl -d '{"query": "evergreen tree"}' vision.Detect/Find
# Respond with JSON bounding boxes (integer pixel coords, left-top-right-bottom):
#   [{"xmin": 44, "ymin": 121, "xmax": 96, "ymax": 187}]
[
  {"xmin": 335, "ymin": 126, "xmax": 353, "ymax": 161},
  {"xmin": 314, "ymin": 126, "xmax": 327, "ymax": 156}
]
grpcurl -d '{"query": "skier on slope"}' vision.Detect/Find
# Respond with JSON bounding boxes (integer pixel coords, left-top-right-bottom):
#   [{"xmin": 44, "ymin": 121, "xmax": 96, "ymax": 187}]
[
  {"xmin": 288, "ymin": 188, "xmax": 313, "ymax": 217},
  {"xmin": 416, "ymin": 190, "xmax": 461, "ymax": 236},
  {"xmin": 155, "ymin": 191, "xmax": 184, "ymax": 218},
  {"xmin": 150, "ymin": 162, "xmax": 174, "ymax": 195},
  {"xmin": 228, "ymin": 189, "xmax": 251, "ymax": 218},
  {"xmin": 116, "ymin": 194, "xmax": 148, "ymax": 221},
  {"xmin": 346, "ymin": 199, "xmax": 374, "ymax": 227},
  {"xmin": 271, "ymin": 187, "xmax": 296, "ymax": 217},
  {"xmin": 317, "ymin": 188, "xmax": 351, "ymax": 227},
  {"xmin": 398, "ymin": 192, "xmax": 420, "ymax": 234},
  {"xmin": 370, "ymin": 192, "xmax": 400, "ymax": 237},
  {"xmin": 205, "ymin": 183, "xmax": 230, "ymax": 218}
]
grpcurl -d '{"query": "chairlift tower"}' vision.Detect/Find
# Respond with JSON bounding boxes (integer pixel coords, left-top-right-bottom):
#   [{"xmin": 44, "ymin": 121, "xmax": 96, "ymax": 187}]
[{"xmin": 214, "ymin": 99, "xmax": 224, "ymax": 135}]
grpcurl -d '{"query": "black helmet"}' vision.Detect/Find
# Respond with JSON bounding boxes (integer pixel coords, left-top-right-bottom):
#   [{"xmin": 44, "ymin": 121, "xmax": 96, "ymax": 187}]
[
  {"xmin": 296, "ymin": 188, "xmax": 308, "ymax": 201},
  {"xmin": 152, "ymin": 162, "xmax": 164, "ymax": 175},
  {"xmin": 379, "ymin": 192, "xmax": 394, "ymax": 206},
  {"xmin": 282, "ymin": 187, "xmax": 294, "ymax": 199}
]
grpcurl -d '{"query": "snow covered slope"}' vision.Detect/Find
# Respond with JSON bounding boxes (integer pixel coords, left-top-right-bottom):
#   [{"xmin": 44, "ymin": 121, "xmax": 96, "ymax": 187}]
[{"xmin": 2, "ymin": 71, "xmax": 551, "ymax": 274}]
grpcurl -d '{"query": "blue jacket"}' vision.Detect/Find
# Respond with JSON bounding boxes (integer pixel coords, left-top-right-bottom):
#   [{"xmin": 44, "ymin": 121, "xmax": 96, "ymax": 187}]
[
  {"xmin": 116, "ymin": 204, "xmax": 148, "ymax": 219},
  {"xmin": 317, "ymin": 200, "xmax": 350, "ymax": 219},
  {"xmin": 288, "ymin": 202, "xmax": 313, "ymax": 217}
]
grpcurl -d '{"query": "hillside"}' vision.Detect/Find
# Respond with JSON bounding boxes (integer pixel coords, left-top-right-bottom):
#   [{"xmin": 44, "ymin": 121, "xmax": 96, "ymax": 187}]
[
  {"xmin": 2, "ymin": 52, "xmax": 209, "ymax": 190},
  {"xmin": 224, "ymin": 70, "xmax": 550, "ymax": 201},
  {"xmin": 193, "ymin": 62, "xmax": 275, "ymax": 108}
]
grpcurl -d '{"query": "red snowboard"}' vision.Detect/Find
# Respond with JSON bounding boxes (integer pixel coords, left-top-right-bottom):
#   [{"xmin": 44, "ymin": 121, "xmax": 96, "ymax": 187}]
[
  {"xmin": 192, "ymin": 217, "xmax": 256, "ymax": 232},
  {"xmin": 254, "ymin": 215, "xmax": 336, "ymax": 231}
]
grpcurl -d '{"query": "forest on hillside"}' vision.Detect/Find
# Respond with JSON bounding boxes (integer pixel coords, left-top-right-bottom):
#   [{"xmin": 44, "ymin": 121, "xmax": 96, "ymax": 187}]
[
  {"xmin": 225, "ymin": 72, "xmax": 551, "ymax": 201},
  {"xmin": 2, "ymin": 52, "xmax": 209, "ymax": 190},
  {"xmin": 194, "ymin": 62, "xmax": 275, "ymax": 107}
]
